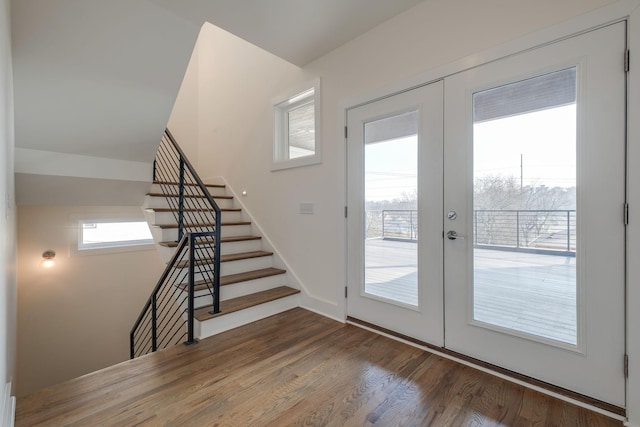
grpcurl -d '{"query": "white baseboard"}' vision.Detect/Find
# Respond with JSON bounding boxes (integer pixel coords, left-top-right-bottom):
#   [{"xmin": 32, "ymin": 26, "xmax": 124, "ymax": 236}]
[{"xmin": 1, "ymin": 382, "xmax": 15, "ymax": 427}]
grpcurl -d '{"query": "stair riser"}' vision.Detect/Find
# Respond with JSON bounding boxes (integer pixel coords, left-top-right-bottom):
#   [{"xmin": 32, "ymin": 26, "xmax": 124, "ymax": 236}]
[
  {"xmin": 219, "ymin": 239, "xmax": 263, "ymax": 255},
  {"xmin": 195, "ymin": 294, "xmax": 300, "ymax": 340},
  {"xmin": 153, "ymin": 224, "xmax": 252, "ymax": 242},
  {"xmin": 171, "ymin": 256, "xmax": 273, "ymax": 277},
  {"xmin": 155, "ymin": 239, "xmax": 263, "ymax": 263},
  {"xmin": 222, "ymin": 256, "xmax": 272, "ymax": 276},
  {"xmin": 150, "ymin": 184, "xmax": 227, "ymax": 197},
  {"xmin": 146, "ymin": 210, "xmax": 242, "ymax": 225},
  {"xmin": 182, "ymin": 273, "xmax": 288, "ymax": 305},
  {"xmin": 144, "ymin": 195, "xmax": 235, "ymax": 210}
]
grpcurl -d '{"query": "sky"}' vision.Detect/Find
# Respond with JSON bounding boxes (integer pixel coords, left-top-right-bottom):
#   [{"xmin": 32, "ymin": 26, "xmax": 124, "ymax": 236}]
[
  {"xmin": 474, "ymin": 104, "xmax": 576, "ymax": 188},
  {"xmin": 364, "ymin": 104, "xmax": 576, "ymax": 202}
]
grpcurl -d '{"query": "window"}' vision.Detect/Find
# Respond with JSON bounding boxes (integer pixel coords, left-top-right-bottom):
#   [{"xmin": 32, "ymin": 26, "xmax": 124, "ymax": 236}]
[
  {"xmin": 272, "ymin": 80, "xmax": 321, "ymax": 170},
  {"xmin": 77, "ymin": 219, "xmax": 153, "ymax": 251}
]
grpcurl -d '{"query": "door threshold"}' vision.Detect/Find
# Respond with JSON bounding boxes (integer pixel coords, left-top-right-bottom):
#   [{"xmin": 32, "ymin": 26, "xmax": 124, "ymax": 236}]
[{"xmin": 346, "ymin": 316, "xmax": 625, "ymax": 420}]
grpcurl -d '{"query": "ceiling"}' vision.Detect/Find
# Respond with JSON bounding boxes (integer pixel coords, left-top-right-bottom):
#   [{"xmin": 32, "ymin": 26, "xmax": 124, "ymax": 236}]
[
  {"xmin": 146, "ymin": 0, "xmax": 426, "ymax": 67},
  {"xmin": 10, "ymin": 0, "xmax": 425, "ymax": 205},
  {"xmin": 11, "ymin": 0, "xmax": 426, "ymax": 165}
]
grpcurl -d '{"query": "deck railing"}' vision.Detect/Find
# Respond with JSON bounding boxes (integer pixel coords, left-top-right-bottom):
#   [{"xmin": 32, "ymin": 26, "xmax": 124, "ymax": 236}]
[{"xmin": 367, "ymin": 208, "xmax": 576, "ymax": 256}]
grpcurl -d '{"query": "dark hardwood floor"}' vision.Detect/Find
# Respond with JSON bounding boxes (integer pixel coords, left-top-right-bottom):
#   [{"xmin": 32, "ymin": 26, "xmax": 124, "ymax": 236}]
[{"xmin": 16, "ymin": 308, "xmax": 622, "ymax": 426}]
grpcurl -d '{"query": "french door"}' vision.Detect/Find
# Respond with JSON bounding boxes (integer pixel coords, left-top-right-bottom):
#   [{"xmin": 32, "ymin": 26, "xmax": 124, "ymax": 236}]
[
  {"xmin": 347, "ymin": 22, "xmax": 626, "ymax": 406},
  {"xmin": 347, "ymin": 82, "xmax": 444, "ymax": 345}
]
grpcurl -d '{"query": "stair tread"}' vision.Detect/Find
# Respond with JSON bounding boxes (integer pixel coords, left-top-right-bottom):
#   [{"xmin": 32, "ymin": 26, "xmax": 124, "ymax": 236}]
[
  {"xmin": 158, "ymin": 235, "xmax": 261, "ymax": 248},
  {"xmin": 221, "ymin": 250, "xmax": 273, "ymax": 262},
  {"xmin": 145, "ymin": 207, "xmax": 240, "ymax": 212},
  {"xmin": 154, "ymin": 221, "xmax": 251, "ymax": 229},
  {"xmin": 153, "ymin": 181, "xmax": 225, "ymax": 189},
  {"xmin": 174, "ymin": 251, "xmax": 273, "ymax": 268},
  {"xmin": 147, "ymin": 193, "xmax": 233, "ymax": 199},
  {"xmin": 221, "ymin": 267, "xmax": 286, "ymax": 286},
  {"xmin": 177, "ymin": 267, "xmax": 286, "ymax": 292},
  {"xmin": 194, "ymin": 286, "xmax": 300, "ymax": 321}
]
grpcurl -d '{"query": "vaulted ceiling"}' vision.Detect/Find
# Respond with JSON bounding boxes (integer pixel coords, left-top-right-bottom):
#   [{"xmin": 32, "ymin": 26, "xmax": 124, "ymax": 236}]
[{"xmin": 11, "ymin": 0, "xmax": 425, "ymax": 163}]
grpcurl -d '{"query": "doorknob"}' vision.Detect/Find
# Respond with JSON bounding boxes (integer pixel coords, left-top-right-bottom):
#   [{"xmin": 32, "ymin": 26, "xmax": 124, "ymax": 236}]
[{"xmin": 447, "ymin": 230, "xmax": 465, "ymax": 240}]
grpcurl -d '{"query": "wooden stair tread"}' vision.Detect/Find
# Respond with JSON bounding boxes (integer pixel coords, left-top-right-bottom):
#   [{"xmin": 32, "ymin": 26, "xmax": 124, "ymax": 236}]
[
  {"xmin": 221, "ymin": 267, "xmax": 286, "ymax": 286},
  {"xmin": 145, "ymin": 207, "xmax": 241, "ymax": 212},
  {"xmin": 158, "ymin": 235, "xmax": 261, "ymax": 248},
  {"xmin": 194, "ymin": 286, "xmax": 300, "ymax": 322},
  {"xmin": 174, "ymin": 251, "xmax": 273, "ymax": 268},
  {"xmin": 154, "ymin": 221, "xmax": 251, "ymax": 229},
  {"xmin": 177, "ymin": 267, "xmax": 286, "ymax": 292},
  {"xmin": 153, "ymin": 181, "xmax": 225, "ymax": 189},
  {"xmin": 221, "ymin": 250, "xmax": 273, "ymax": 262},
  {"xmin": 146, "ymin": 193, "xmax": 233, "ymax": 199}
]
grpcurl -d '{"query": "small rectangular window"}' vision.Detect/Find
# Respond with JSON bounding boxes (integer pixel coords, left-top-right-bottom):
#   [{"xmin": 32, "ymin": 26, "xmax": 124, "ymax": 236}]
[
  {"xmin": 78, "ymin": 220, "xmax": 153, "ymax": 251},
  {"xmin": 273, "ymin": 80, "xmax": 321, "ymax": 170}
]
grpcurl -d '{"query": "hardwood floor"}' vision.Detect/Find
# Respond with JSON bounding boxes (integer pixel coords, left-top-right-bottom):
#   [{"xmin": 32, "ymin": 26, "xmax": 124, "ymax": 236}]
[{"xmin": 16, "ymin": 308, "xmax": 622, "ymax": 426}]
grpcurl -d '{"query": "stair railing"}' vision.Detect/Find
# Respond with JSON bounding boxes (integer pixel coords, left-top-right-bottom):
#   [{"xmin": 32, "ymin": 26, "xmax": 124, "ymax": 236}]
[{"xmin": 130, "ymin": 129, "xmax": 221, "ymax": 358}]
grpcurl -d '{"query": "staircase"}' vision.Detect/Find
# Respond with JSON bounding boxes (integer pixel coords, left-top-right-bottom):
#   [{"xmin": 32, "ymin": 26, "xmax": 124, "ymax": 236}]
[{"xmin": 130, "ymin": 130, "xmax": 299, "ymax": 358}]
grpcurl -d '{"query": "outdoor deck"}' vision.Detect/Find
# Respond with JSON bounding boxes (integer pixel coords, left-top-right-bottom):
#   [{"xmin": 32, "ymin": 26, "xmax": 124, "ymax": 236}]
[{"xmin": 365, "ymin": 238, "xmax": 576, "ymax": 344}]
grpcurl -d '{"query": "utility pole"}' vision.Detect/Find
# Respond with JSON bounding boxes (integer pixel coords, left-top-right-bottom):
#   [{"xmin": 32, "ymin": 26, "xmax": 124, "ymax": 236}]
[{"xmin": 520, "ymin": 154, "xmax": 523, "ymax": 193}]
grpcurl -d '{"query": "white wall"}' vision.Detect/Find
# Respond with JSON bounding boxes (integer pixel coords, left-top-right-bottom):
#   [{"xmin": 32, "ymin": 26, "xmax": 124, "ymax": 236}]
[
  {"xmin": 16, "ymin": 206, "xmax": 165, "ymax": 396},
  {"xmin": 172, "ymin": 0, "xmax": 617, "ymax": 317},
  {"xmin": 1, "ymin": 0, "xmax": 16, "ymax": 394},
  {"xmin": 170, "ymin": 0, "xmax": 640, "ymax": 422}
]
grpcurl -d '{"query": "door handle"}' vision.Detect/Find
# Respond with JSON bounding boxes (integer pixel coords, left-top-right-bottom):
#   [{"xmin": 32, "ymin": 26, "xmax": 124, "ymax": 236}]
[{"xmin": 447, "ymin": 230, "xmax": 465, "ymax": 240}]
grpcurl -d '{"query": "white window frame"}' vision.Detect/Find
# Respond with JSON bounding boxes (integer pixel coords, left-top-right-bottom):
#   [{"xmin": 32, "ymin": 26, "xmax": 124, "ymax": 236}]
[
  {"xmin": 272, "ymin": 79, "xmax": 322, "ymax": 171},
  {"xmin": 71, "ymin": 214, "xmax": 155, "ymax": 256}
]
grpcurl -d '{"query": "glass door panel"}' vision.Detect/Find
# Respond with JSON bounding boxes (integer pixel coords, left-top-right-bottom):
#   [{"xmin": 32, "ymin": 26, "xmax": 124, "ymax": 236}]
[
  {"xmin": 364, "ymin": 111, "xmax": 418, "ymax": 306},
  {"xmin": 472, "ymin": 68, "xmax": 578, "ymax": 345}
]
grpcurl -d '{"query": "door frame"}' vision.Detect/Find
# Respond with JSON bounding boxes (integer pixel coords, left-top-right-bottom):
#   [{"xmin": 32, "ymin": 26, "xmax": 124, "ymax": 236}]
[{"xmin": 341, "ymin": 2, "xmax": 640, "ymax": 420}]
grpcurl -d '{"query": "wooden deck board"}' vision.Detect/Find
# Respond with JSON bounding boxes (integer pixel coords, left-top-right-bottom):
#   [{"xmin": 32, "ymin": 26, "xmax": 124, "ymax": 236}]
[
  {"xmin": 15, "ymin": 308, "xmax": 620, "ymax": 426},
  {"xmin": 364, "ymin": 239, "xmax": 577, "ymax": 344}
]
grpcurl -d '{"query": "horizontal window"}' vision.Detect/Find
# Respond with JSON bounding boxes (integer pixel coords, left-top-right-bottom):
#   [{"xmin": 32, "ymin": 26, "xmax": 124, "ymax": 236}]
[{"xmin": 78, "ymin": 220, "xmax": 153, "ymax": 251}]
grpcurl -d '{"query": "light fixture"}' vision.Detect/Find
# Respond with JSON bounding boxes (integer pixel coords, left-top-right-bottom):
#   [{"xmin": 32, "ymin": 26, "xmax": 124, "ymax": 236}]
[{"xmin": 42, "ymin": 250, "xmax": 56, "ymax": 268}]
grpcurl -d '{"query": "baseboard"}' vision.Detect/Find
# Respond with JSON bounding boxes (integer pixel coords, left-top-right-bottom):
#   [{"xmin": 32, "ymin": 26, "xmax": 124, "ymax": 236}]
[
  {"xmin": 300, "ymin": 298, "xmax": 344, "ymax": 323},
  {"xmin": 1, "ymin": 381, "xmax": 15, "ymax": 427}
]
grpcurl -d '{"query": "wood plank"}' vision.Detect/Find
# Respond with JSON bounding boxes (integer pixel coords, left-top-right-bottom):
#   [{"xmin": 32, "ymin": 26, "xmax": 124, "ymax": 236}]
[
  {"xmin": 177, "ymin": 266, "xmax": 284, "ymax": 292},
  {"xmin": 194, "ymin": 286, "xmax": 300, "ymax": 321},
  {"xmin": 220, "ymin": 250, "xmax": 272, "ymax": 262},
  {"xmin": 15, "ymin": 308, "xmax": 622, "ymax": 427},
  {"xmin": 173, "ymin": 250, "xmax": 272, "ymax": 269},
  {"xmin": 220, "ymin": 267, "xmax": 285, "ymax": 286},
  {"xmin": 153, "ymin": 181, "xmax": 225, "ymax": 189},
  {"xmin": 154, "ymin": 221, "xmax": 250, "ymax": 229},
  {"xmin": 364, "ymin": 239, "xmax": 578, "ymax": 343},
  {"xmin": 145, "ymin": 207, "xmax": 241, "ymax": 212},
  {"xmin": 158, "ymin": 235, "xmax": 261, "ymax": 248},
  {"xmin": 146, "ymin": 193, "xmax": 233, "ymax": 199}
]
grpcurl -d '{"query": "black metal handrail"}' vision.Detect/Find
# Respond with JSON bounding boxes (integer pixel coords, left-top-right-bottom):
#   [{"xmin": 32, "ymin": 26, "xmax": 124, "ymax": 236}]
[{"xmin": 130, "ymin": 129, "xmax": 222, "ymax": 358}]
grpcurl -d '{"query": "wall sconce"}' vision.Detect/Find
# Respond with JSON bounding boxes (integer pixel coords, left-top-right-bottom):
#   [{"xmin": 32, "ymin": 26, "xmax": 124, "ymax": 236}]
[{"xmin": 42, "ymin": 250, "xmax": 56, "ymax": 268}]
